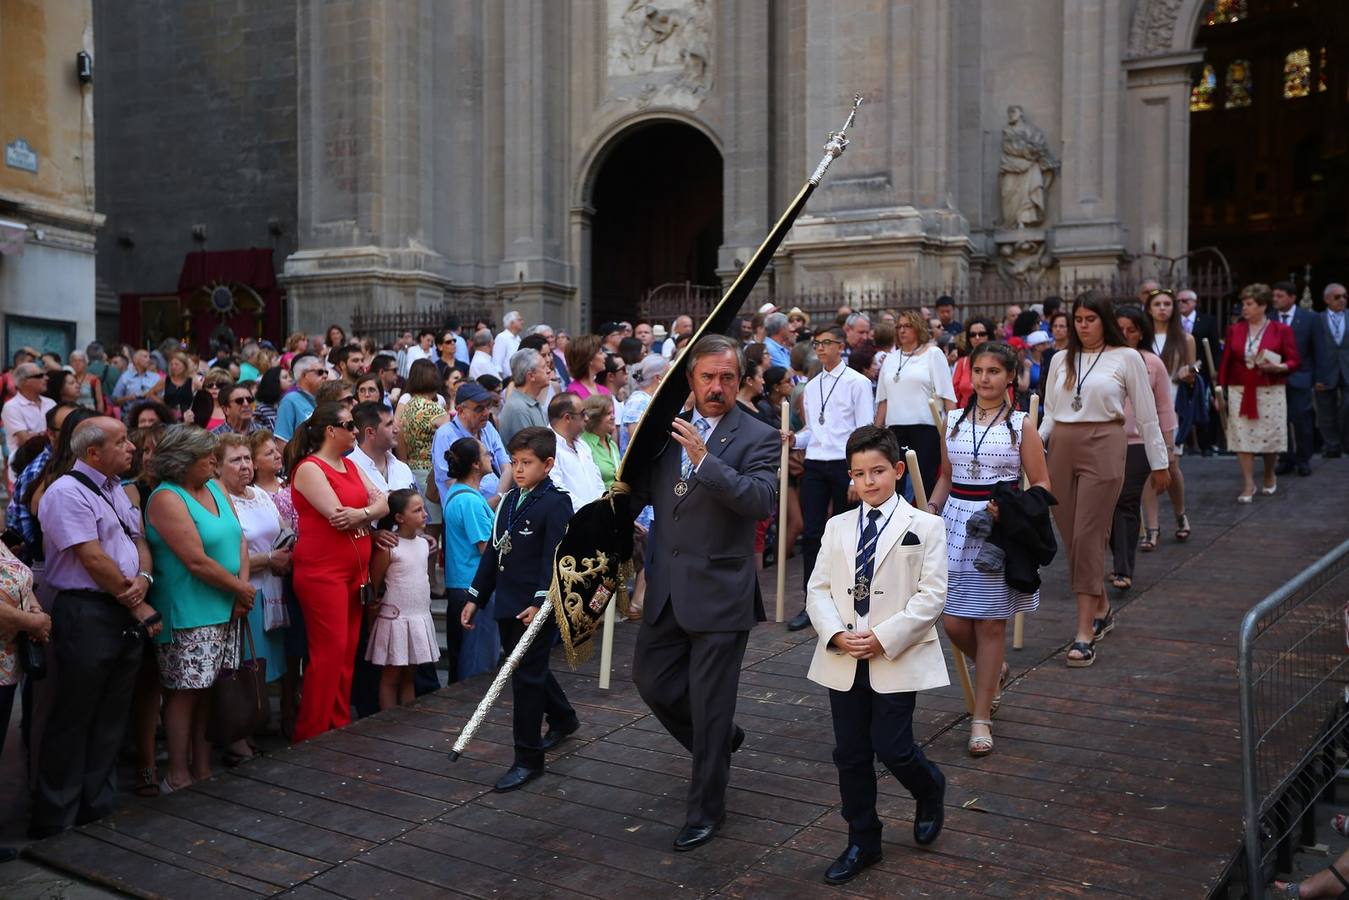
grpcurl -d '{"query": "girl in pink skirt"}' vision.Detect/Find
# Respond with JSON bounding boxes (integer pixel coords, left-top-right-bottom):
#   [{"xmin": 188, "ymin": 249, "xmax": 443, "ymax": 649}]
[{"xmin": 368, "ymin": 489, "xmax": 440, "ymax": 709}]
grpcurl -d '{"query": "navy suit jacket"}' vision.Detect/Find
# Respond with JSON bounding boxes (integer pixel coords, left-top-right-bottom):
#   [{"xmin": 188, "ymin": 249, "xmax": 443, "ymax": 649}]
[
  {"xmin": 632, "ymin": 403, "xmax": 780, "ymax": 633},
  {"xmin": 1279, "ymin": 307, "xmax": 1319, "ymax": 391},
  {"xmin": 469, "ymin": 479, "xmax": 572, "ymax": 620},
  {"xmin": 1314, "ymin": 311, "xmax": 1349, "ymax": 389}
]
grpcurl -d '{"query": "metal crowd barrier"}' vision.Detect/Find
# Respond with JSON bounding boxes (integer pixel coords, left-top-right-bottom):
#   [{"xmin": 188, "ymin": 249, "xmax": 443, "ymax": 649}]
[{"xmin": 1239, "ymin": 537, "xmax": 1349, "ymax": 896}]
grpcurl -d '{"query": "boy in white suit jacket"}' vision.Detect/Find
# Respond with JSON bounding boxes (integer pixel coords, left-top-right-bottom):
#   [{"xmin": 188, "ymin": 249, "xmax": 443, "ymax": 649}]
[{"xmin": 805, "ymin": 425, "xmax": 949, "ymax": 886}]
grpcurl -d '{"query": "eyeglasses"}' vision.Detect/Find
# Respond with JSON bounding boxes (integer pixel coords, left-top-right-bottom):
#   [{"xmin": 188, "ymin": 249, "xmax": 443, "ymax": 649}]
[
  {"xmin": 811, "ymin": 339, "xmax": 843, "ymax": 349},
  {"xmin": 1332, "ymin": 293, "xmax": 1347, "ymax": 300},
  {"xmin": 441, "ymin": 338, "xmax": 457, "ymax": 346},
  {"xmin": 334, "ymin": 420, "xmax": 358, "ymax": 432},
  {"xmin": 231, "ymin": 397, "xmax": 254, "ymax": 406},
  {"xmin": 968, "ymin": 330, "xmax": 989, "ymax": 338},
  {"xmin": 339, "ymin": 395, "xmax": 355, "ymax": 404}
]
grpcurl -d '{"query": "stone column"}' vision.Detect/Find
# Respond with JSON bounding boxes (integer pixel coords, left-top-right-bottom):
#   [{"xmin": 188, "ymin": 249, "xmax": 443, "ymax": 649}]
[
  {"xmin": 1122, "ymin": 50, "xmax": 1203, "ymax": 272},
  {"xmin": 780, "ymin": 0, "xmax": 969, "ymax": 295},
  {"xmin": 717, "ymin": 0, "xmax": 772, "ymax": 292},
  {"xmin": 1053, "ymin": 0, "xmax": 1127, "ymax": 276},
  {"xmin": 284, "ymin": 0, "xmax": 450, "ymax": 333},
  {"xmin": 498, "ymin": 0, "xmax": 571, "ymax": 329}
]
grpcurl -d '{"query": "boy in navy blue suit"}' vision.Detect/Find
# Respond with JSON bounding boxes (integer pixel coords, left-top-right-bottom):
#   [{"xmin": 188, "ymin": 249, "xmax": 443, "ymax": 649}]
[{"xmin": 463, "ymin": 427, "xmax": 579, "ymax": 792}]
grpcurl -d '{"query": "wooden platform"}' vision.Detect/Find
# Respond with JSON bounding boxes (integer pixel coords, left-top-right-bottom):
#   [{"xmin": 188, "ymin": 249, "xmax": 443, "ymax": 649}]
[{"xmin": 20, "ymin": 457, "xmax": 1349, "ymax": 898}]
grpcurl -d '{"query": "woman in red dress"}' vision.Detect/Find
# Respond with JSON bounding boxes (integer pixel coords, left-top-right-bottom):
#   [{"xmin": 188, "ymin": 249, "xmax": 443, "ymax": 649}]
[
  {"xmin": 286, "ymin": 402, "xmax": 389, "ymax": 742},
  {"xmin": 1217, "ymin": 283, "xmax": 1300, "ymax": 503}
]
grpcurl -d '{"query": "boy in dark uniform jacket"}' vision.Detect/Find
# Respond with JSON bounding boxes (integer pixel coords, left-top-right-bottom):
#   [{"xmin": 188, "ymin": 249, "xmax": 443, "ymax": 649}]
[{"xmin": 462, "ymin": 426, "xmax": 579, "ymax": 792}]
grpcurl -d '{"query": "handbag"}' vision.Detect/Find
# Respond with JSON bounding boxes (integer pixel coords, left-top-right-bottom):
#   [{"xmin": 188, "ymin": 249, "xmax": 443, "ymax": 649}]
[
  {"xmin": 207, "ymin": 621, "xmax": 269, "ymax": 746},
  {"xmin": 262, "ymin": 586, "xmax": 290, "ymax": 631}
]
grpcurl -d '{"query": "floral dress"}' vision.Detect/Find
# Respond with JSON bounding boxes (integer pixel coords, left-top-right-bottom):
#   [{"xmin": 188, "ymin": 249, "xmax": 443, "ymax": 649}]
[
  {"xmin": 0, "ymin": 542, "xmax": 36, "ymax": 687},
  {"xmin": 399, "ymin": 395, "xmax": 445, "ymax": 471}
]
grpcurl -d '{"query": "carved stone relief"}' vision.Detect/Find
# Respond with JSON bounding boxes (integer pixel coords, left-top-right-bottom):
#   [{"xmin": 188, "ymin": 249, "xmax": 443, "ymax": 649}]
[
  {"xmin": 1127, "ymin": 0, "xmax": 1187, "ymax": 58},
  {"xmin": 607, "ymin": 0, "xmax": 713, "ymax": 110}
]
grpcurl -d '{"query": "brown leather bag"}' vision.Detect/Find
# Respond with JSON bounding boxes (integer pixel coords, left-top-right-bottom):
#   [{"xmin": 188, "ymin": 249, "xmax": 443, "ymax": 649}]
[{"xmin": 208, "ymin": 618, "xmax": 268, "ymax": 746}]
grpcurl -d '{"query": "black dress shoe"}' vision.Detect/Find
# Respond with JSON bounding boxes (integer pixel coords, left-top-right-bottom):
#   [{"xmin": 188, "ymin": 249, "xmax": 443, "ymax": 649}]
[
  {"xmin": 542, "ymin": 720, "xmax": 579, "ymax": 751},
  {"xmin": 731, "ymin": 725, "xmax": 745, "ymax": 753},
  {"xmin": 913, "ymin": 770, "xmax": 946, "ymax": 846},
  {"xmin": 1275, "ymin": 459, "xmax": 1296, "ymax": 476},
  {"xmin": 493, "ymin": 765, "xmax": 543, "ymax": 793},
  {"xmin": 0, "ymin": 847, "xmax": 19, "ymax": 863},
  {"xmin": 1297, "ymin": 463, "xmax": 1312, "ymax": 477},
  {"xmin": 1325, "ymin": 448, "xmax": 1343, "ymax": 459},
  {"xmin": 786, "ymin": 609, "xmax": 811, "ymax": 632},
  {"xmin": 824, "ymin": 844, "xmax": 882, "ymax": 885},
  {"xmin": 673, "ymin": 819, "xmax": 722, "ymax": 851}
]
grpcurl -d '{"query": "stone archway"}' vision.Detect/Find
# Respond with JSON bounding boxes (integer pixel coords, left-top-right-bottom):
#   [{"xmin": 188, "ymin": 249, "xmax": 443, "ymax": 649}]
[{"xmin": 578, "ymin": 119, "xmax": 723, "ymax": 330}]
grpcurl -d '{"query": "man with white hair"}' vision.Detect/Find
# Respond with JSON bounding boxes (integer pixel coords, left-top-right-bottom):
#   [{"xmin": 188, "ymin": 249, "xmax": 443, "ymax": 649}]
[
  {"xmin": 763, "ymin": 312, "xmax": 794, "ymax": 369},
  {"xmin": 274, "ymin": 353, "xmax": 325, "ymax": 444},
  {"xmin": 662, "ymin": 315, "xmax": 694, "ymax": 359},
  {"xmin": 493, "ymin": 311, "xmax": 525, "ymax": 379},
  {"xmin": 469, "ymin": 328, "xmax": 498, "ymax": 381},
  {"xmin": 1176, "ymin": 289, "xmax": 1223, "ymax": 454},
  {"xmin": 31, "ymin": 416, "xmax": 160, "ymax": 838},
  {"xmin": 2, "ymin": 362, "xmax": 55, "ymax": 461},
  {"xmin": 1316, "ymin": 283, "xmax": 1349, "ymax": 458},
  {"xmin": 499, "ymin": 348, "xmax": 552, "ymax": 444},
  {"xmin": 843, "ymin": 313, "xmax": 872, "ymax": 358}
]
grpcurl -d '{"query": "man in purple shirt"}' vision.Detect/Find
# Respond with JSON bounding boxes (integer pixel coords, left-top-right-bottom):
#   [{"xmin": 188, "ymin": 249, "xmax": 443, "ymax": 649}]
[{"xmin": 30, "ymin": 417, "xmax": 162, "ymax": 839}]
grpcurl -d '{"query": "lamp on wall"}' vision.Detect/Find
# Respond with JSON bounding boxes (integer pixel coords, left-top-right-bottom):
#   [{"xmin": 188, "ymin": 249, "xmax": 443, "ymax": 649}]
[{"xmin": 76, "ymin": 51, "xmax": 92, "ymax": 85}]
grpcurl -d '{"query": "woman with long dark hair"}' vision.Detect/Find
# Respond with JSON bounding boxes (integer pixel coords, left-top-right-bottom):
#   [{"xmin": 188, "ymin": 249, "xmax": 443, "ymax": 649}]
[
  {"xmin": 441, "ymin": 437, "xmax": 496, "ymax": 681},
  {"xmin": 286, "ymin": 402, "xmax": 388, "ymax": 741},
  {"xmin": 929, "ymin": 342, "xmax": 1050, "ymax": 755},
  {"xmin": 1039, "ymin": 293, "xmax": 1170, "ymax": 668},
  {"xmin": 1108, "ymin": 307, "xmax": 1176, "ymax": 590},
  {"xmin": 564, "ymin": 335, "xmax": 609, "ymax": 400},
  {"xmin": 1143, "ymin": 289, "xmax": 1195, "ymax": 544},
  {"xmin": 253, "ymin": 366, "xmax": 290, "ymax": 432}
]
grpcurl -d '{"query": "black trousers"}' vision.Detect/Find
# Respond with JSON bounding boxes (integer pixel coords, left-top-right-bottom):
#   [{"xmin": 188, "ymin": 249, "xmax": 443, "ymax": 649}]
[
  {"xmin": 634, "ymin": 602, "xmax": 748, "ymax": 827},
  {"xmin": 31, "ymin": 591, "xmax": 142, "ymax": 837},
  {"xmin": 1109, "ymin": 444, "xmax": 1152, "ymax": 579},
  {"xmin": 1316, "ymin": 384, "xmax": 1348, "ymax": 452},
  {"xmin": 1284, "ymin": 385, "xmax": 1316, "ymax": 464},
  {"xmin": 888, "ymin": 423, "xmax": 941, "ymax": 501},
  {"xmin": 499, "ymin": 615, "xmax": 576, "ymax": 770},
  {"xmin": 829, "ymin": 661, "xmax": 943, "ymax": 855},
  {"xmin": 801, "ymin": 459, "xmax": 855, "ymax": 603}
]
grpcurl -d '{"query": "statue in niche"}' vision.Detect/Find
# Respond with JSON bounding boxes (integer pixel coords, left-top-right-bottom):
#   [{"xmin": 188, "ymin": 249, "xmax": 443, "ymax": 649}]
[{"xmin": 998, "ymin": 106, "xmax": 1059, "ymax": 229}]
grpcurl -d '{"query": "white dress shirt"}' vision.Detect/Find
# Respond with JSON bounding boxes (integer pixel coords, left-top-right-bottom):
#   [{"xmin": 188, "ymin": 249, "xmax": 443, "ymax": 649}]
[
  {"xmin": 401, "ymin": 343, "xmax": 432, "ymax": 378},
  {"xmin": 346, "ymin": 443, "xmax": 416, "ymax": 494},
  {"xmin": 469, "ymin": 350, "xmax": 497, "ymax": 381},
  {"xmin": 876, "ymin": 345, "xmax": 955, "ymax": 426},
  {"xmin": 492, "ymin": 330, "xmax": 521, "ymax": 380},
  {"xmin": 853, "ymin": 491, "xmax": 901, "ymax": 633},
  {"xmin": 795, "ymin": 361, "xmax": 875, "ymax": 461},
  {"xmin": 549, "ymin": 428, "xmax": 605, "ymax": 511}
]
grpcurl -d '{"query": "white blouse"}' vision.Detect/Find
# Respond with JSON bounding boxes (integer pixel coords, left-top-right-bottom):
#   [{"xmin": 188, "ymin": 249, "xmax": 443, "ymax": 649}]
[
  {"xmin": 875, "ymin": 345, "xmax": 955, "ymax": 427},
  {"xmin": 1039, "ymin": 346, "xmax": 1169, "ymax": 470}
]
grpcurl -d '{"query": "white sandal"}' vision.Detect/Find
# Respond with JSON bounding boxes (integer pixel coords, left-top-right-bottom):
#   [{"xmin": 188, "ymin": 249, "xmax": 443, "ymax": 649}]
[{"xmin": 968, "ymin": 719, "xmax": 994, "ymax": 757}]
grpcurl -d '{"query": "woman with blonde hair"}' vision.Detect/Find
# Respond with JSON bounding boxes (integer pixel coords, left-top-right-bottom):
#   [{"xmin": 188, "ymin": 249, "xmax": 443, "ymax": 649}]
[
  {"xmin": 162, "ymin": 353, "xmax": 196, "ymax": 421},
  {"xmin": 579, "ymin": 393, "xmax": 621, "ymax": 490},
  {"xmin": 280, "ymin": 332, "xmax": 308, "ymax": 369}
]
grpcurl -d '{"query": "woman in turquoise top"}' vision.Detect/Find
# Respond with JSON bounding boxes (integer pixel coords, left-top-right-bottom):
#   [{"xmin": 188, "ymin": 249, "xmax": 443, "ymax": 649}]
[
  {"xmin": 579, "ymin": 394, "xmax": 621, "ymax": 489},
  {"xmin": 441, "ymin": 437, "xmax": 498, "ymax": 682},
  {"xmin": 145, "ymin": 426, "xmax": 255, "ymax": 793}
]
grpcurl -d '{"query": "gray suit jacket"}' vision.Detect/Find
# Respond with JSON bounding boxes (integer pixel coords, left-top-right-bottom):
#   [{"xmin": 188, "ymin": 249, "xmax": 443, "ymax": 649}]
[
  {"xmin": 634, "ymin": 403, "xmax": 780, "ymax": 632},
  {"xmin": 1315, "ymin": 311, "xmax": 1349, "ymax": 389}
]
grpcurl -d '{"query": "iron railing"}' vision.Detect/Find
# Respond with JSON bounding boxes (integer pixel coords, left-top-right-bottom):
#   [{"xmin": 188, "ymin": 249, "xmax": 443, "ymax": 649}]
[{"xmin": 1239, "ymin": 537, "xmax": 1349, "ymax": 896}]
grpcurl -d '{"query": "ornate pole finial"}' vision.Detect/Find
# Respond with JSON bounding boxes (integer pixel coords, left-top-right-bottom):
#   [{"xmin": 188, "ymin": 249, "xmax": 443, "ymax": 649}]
[{"xmin": 810, "ymin": 94, "xmax": 863, "ymax": 185}]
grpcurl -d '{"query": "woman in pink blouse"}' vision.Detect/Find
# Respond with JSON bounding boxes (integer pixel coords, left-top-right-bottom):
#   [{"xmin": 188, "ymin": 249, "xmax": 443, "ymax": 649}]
[{"xmin": 563, "ymin": 334, "xmax": 610, "ymax": 400}]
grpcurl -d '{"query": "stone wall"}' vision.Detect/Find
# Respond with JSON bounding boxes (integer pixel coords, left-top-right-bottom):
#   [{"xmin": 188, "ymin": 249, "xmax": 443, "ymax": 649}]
[{"xmin": 92, "ymin": 0, "xmax": 298, "ymax": 298}]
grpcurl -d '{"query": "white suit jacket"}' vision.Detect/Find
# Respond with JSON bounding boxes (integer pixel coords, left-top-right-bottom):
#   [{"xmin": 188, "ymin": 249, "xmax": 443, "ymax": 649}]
[{"xmin": 805, "ymin": 498, "xmax": 950, "ymax": 694}]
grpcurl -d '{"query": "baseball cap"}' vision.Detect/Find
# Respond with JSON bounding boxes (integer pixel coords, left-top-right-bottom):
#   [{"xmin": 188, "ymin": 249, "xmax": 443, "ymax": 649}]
[
  {"xmin": 455, "ymin": 382, "xmax": 492, "ymax": 406},
  {"xmin": 758, "ymin": 302, "xmax": 780, "ymax": 316},
  {"xmin": 1025, "ymin": 330, "xmax": 1052, "ymax": 347},
  {"xmin": 599, "ymin": 321, "xmax": 624, "ymax": 337}
]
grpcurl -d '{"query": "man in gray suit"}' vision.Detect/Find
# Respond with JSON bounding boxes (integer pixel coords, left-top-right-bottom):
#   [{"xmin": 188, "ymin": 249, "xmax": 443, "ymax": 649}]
[
  {"xmin": 1315, "ymin": 282, "xmax": 1349, "ymax": 458},
  {"xmin": 632, "ymin": 334, "xmax": 780, "ymax": 852}
]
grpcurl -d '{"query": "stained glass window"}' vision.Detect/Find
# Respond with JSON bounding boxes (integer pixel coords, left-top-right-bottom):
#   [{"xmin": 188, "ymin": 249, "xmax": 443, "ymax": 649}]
[
  {"xmin": 1284, "ymin": 49, "xmax": 1311, "ymax": 98},
  {"xmin": 1226, "ymin": 59, "xmax": 1253, "ymax": 109},
  {"xmin": 1320, "ymin": 47, "xmax": 1328, "ymax": 93},
  {"xmin": 1202, "ymin": 0, "xmax": 1246, "ymax": 26},
  {"xmin": 1191, "ymin": 65, "xmax": 1217, "ymax": 111}
]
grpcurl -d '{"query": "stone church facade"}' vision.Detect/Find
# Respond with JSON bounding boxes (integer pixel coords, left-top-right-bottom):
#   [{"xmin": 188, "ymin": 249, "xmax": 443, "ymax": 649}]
[{"xmin": 93, "ymin": 0, "xmax": 1227, "ymax": 337}]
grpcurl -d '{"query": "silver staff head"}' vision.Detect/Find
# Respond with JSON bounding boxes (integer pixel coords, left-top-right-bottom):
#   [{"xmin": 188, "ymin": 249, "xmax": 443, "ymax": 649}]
[{"xmin": 810, "ymin": 94, "xmax": 863, "ymax": 185}]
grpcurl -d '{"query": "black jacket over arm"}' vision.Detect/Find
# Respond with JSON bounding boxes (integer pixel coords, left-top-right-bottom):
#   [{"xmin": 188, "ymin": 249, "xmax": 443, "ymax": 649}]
[{"xmin": 989, "ymin": 482, "xmax": 1057, "ymax": 594}]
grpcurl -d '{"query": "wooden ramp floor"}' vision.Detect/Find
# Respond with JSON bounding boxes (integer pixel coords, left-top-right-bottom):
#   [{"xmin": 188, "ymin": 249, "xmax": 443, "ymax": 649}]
[{"xmin": 21, "ymin": 457, "xmax": 1349, "ymax": 898}]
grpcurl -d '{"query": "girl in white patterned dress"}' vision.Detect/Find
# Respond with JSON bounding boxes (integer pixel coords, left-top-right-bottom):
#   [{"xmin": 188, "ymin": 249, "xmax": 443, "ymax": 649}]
[
  {"xmin": 368, "ymin": 489, "xmax": 440, "ymax": 710},
  {"xmin": 928, "ymin": 342, "xmax": 1052, "ymax": 757}
]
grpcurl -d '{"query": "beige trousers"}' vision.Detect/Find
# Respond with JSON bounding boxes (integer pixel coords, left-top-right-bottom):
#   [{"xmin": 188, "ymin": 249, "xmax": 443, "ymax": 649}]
[{"xmin": 1047, "ymin": 422, "xmax": 1127, "ymax": 595}]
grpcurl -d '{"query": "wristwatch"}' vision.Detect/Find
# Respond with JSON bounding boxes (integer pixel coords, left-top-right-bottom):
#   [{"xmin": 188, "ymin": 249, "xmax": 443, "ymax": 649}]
[{"xmin": 138, "ymin": 570, "xmax": 155, "ymax": 586}]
